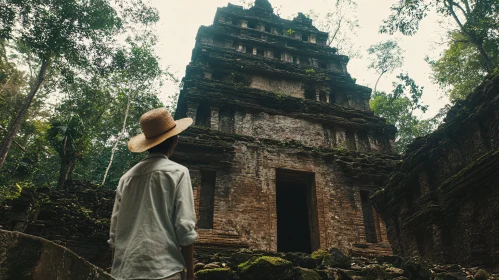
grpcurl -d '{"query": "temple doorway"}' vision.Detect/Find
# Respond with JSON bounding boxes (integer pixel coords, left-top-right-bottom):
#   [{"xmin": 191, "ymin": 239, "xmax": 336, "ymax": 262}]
[{"xmin": 276, "ymin": 169, "xmax": 319, "ymax": 253}]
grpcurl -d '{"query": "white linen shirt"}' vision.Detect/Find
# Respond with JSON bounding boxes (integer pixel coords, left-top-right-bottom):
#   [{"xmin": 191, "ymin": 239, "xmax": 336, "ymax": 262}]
[{"xmin": 108, "ymin": 153, "xmax": 198, "ymax": 280}]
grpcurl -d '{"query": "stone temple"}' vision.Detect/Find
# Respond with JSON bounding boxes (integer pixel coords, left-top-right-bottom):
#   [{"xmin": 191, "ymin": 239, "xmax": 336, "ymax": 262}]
[{"xmin": 173, "ymin": 0, "xmax": 400, "ymax": 256}]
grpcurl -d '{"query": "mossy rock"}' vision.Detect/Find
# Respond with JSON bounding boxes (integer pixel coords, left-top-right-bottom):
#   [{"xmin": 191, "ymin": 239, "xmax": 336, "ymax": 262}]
[
  {"xmin": 297, "ymin": 268, "xmax": 322, "ymax": 280},
  {"xmin": 313, "ymin": 268, "xmax": 355, "ymax": 280},
  {"xmin": 284, "ymin": 252, "xmax": 319, "ymax": 269},
  {"xmin": 433, "ymin": 273, "xmax": 458, "ymax": 280},
  {"xmin": 474, "ymin": 270, "xmax": 490, "ymax": 280},
  {"xmin": 195, "ymin": 268, "xmax": 234, "ymax": 280},
  {"xmin": 361, "ymin": 265, "xmax": 390, "ymax": 280},
  {"xmin": 402, "ymin": 257, "xmax": 431, "ymax": 280},
  {"xmin": 312, "ymin": 248, "xmax": 351, "ymax": 269},
  {"xmin": 228, "ymin": 250, "xmax": 254, "ymax": 269},
  {"xmin": 194, "ymin": 263, "xmax": 206, "ymax": 272},
  {"xmin": 314, "ymin": 269, "xmax": 329, "ymax": 280},
  {"xmin": 376, "ymin": 255, "xmax": 404, "ymax": 268},
  {"xmin": 238, "ymin": 256, "xmax": 294, "ymax": 280}
]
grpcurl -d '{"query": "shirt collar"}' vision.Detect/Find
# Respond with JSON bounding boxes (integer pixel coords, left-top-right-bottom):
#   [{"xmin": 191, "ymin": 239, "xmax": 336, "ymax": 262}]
[{"xmin": 142, "ymin": 153, "xmax": 168, "ymax": 161}]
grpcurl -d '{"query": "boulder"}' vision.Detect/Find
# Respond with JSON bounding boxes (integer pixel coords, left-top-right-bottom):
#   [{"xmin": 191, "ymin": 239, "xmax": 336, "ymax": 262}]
[
  {"xmin": 297, "ymin": 268, "xmax": 322, "ymax": 280},
  {"xmin": 474, "ymin": 269, "xmax": 490, "ymax": 280},
  {"xmin": 204, "ymin": 262, "xmax": 222, "ymax": 269},
  {"xmin": 194, "ymin": 262, "xmax": 206, "ymax": 272},
  {"xmin": 402, "ymin": 257, "xmax": 431, "ymax": 280},
  {"xmin": 376, "ymin": 255, "xmax": 404, "ymax": 268},
  {"xmin": 195, "ymin": 268, "xmax": 234, "ymax": 280},
  {"xmin": 312, "ymin": 248, "xmax": 351, "ymax": 269},
  {"xmin": 361, "ymin": 265, "xmax": 390, "ymax": 280},
  {"xmin": 238, "ymin": 256, "xmax": 294, "ymax": 280},
  {"xmin": 434, "ymin": 273, "xmax": 459, "ymax": 280},
  {"xmin": 284, "ymin": 252, "xmax": 319, "ymax": 269}
]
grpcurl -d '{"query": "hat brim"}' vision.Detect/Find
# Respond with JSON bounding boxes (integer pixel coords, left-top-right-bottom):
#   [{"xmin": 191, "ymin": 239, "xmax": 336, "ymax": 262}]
[{"xmin": 127, "ymin": 118, "xmax": 193, "ymax": 153}]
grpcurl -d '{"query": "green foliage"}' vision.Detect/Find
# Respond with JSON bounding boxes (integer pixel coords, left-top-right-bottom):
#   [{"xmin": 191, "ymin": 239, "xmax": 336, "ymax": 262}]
[
  {"xmin": 427, "ymin": 31, "xmax": 497, "ymax": 101},
  {"xmin": 380, "ymin": 0, "xmax": 499, "ymax": 99},
  {"xmin": 368, "ymin": 40, "xmax": 404, "ymax": 76},
  {"xmin": 0, "ymin": 0, "xmax": 174, "ymax": 194},
  {"xmin": 367, "ymin": 40, "xmax": 404, "ymax": 91},
  {"xmin": 370, "ymin": 74, "xmax": 438, "ymax": 154},
  {"xmin": 286, "ymin": 29, "xmax": 296, "ymax": 35},
  {"xmin": 0, "ymin": 182, "xmax": 22, "ymax": 203},
  {"xmin": 305, "ymin": 68, "xmax": 316, "ymax": 74},
  {"xmin": 0, "ymin": 0, "xmax": 139, "ymax": 169}
]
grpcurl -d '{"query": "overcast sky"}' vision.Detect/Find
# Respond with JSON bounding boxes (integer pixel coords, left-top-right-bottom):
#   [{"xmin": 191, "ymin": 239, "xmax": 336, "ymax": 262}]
[{"xmin": 151, "ymin": 0, "xmax": 451, "ymax": 118}]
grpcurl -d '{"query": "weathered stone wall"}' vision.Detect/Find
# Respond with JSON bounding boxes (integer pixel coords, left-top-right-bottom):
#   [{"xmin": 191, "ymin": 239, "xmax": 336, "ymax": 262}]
[
  {"xmin": 372, "ymin": 73, "xmax": 499, "ymax": 269},
  {"xmin": 249, "ymin": 75, "xmax": 304, "ymax": 98},
  {"xmin": 171, "ymin": 127, "xmax": 398, "ymax": 256},
  {"xmin": 0, "ymin": 182, "xmax": 114, "ymax": 270},
  {"xmin": 189, "ymin": 108, "xmax": 392, "ymax": 153},
  {"xmin": 0, "ymin": 230, "xmax": 112, "ymax": 279},
  {"xmin": 173, "ymin": 0, "xmax": 399, "ymax": 257}
]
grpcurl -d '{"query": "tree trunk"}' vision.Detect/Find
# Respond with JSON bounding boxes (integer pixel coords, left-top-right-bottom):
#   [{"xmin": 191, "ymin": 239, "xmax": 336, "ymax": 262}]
[
  {"xmin": 0, "ymin": 58, "xmax": 50, "ymax": 169},
  {"xmin": 474, "ymin": 42, "xmax": 494, "ymax": 73},
  {"xmin": 446, "ymin": 1, "xmax": 494, "ymax": 72},
  {"xmin": 57, "ymin": 157, "xmax": 76, "ymax": 188},
  {"xmin": 374, "ymin": 71, "xmax": 386, "ymax": 94},
  {"xmin": 101, "ymin": 95, "xmax": 131, "ymax": 185}
]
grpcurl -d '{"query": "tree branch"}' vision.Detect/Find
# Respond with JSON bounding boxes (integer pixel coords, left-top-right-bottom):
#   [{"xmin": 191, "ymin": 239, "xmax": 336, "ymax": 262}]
[
  {"xmin": 0, "ymin": 126, "xmax": 26, "ymax": 152},
  {"xmin": 446, "ymin": 0, "xmax": 493, "ymax": 72},
  {"xmin": 446, "ymin": 1, "xmax": 467, "ymax": 33},
  {"xmin": 450, "ymin": 1, "xmax": 470, "ymax": 21},
  {"xmin": 462, "ymin": 0, "xmax": 471, "ymax": 14},
  {"xmin": 329, "ymin": 15, "xmax": 344, "ymax": 46},
  {"xmin": 0, "ymin": 76, "xmax": 13, "ymax": 95}
]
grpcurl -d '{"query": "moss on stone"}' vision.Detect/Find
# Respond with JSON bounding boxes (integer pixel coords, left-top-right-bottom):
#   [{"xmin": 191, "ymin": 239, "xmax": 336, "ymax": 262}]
[
  {"xmin": 311, "ymin": 248, "xmax": 351, "ymax": 269},
  {"xmin": 298, "ymin": 268, "xmax": 322, "ymax": 280},
  {"xmin": 311, "ymin": 249, "xmax": 329, "ymax": 260},
  {"xmin": 195, "ymin": 268, "xmax": 233, "ymax": 280},
  {"xmin": 284, "ymin": 252, "xmax": 318, "ymax": 269},
  {"xmin": 237, "ymin": 256, "xmax": 294, "ymax": 280},
  {"xmin": 361, "ymin": 265, "xmax": 390, "ymax": 280},
  {"xmin": 402, "ymin": 257, "xmax": 431, "ymax": 280}
]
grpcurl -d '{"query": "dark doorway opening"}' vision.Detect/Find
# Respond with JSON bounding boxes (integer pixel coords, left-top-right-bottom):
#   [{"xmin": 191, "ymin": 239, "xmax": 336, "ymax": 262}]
[
  {"xmin": 276, "ymin": 169, "xmax": 319, "ymax": 253},
  {"xmin": 195, "ymin": 104, "xmax": 211, "ymax": 128},
  {"xmin": 198, "ymin": 170, "xmax": 216, "ymax": 229},
  {"xmin": 360, "ymin": 190, "xmax": 378, "ymax": 243}
]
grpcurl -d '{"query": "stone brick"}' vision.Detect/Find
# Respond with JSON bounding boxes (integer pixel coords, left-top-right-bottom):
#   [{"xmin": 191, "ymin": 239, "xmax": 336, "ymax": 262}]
[
  {"xmin": 173, "ymin": 1, "xmax": 398, "ymax": 256},
  {"xmin": 372, "ymin": 73, "xmax": 499, "ymax": 269}
]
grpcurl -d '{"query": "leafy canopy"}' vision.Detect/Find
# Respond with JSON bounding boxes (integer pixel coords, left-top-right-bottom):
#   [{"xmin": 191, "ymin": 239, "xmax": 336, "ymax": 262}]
[
  {"xmin": 370, "ymin": 74, "xmax": 437, "ymax": 154},
  {"xmin": 380, "ymin": 0, "xmax": 499, "ymax": 99}
]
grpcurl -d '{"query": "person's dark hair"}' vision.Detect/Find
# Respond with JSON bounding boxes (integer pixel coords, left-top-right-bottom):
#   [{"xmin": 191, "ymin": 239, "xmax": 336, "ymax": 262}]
[{"xmin": 148, "ymin": 135, "xmax": 178, "ymax": 154}]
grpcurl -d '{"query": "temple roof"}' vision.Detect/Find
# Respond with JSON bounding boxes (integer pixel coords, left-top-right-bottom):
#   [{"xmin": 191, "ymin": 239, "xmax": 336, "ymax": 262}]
[{"xmin": 254, "ymin": 0, "xmax": 273, "ymax": 12}]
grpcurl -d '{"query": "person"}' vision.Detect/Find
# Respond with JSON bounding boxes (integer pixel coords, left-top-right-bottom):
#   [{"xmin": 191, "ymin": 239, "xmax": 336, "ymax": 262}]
[{"xmin": 108, "ymin": 108, "xmax": 198, "ymax": 280}]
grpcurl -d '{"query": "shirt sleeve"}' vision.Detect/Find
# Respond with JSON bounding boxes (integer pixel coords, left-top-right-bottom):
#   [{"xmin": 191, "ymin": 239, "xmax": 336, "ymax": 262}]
[
  {"xmin": 108, "ymin": 183, "xmax": 122, "ymax": 249},
  {"xmin": 174, "ymin": 168, "xmax": 198, "ymax": 246}
]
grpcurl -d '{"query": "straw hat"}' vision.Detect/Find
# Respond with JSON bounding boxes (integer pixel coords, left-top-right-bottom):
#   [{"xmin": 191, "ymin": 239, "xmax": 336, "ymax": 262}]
[{"xmin": 128, "ymin": 108, "xmax": 193, "ymax": 153}]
